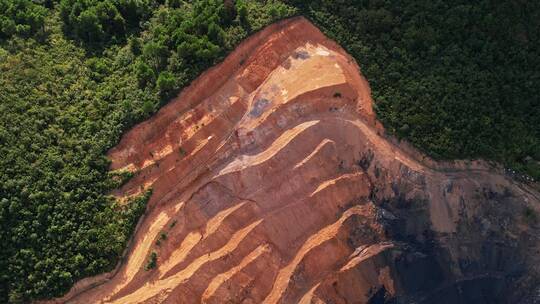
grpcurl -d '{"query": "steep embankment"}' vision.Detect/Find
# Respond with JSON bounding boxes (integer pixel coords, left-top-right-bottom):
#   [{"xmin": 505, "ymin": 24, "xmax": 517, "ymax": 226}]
[{"xmin": 50, "ymin": 17, "xmax": 540, "ymax": 304}]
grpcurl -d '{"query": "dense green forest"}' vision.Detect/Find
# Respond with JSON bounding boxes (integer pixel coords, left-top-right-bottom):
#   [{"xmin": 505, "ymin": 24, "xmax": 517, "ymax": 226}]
[
  {"xmin": 0, "ymin": 0, "xmax": 295, "ymax": 302},
  {"xmin": 293, "ymin": 0, "xmax": 540, "ymax": 178},
  {"xmin": 0, "ymin": 0, "xmax": 538, "ymax": 302}
]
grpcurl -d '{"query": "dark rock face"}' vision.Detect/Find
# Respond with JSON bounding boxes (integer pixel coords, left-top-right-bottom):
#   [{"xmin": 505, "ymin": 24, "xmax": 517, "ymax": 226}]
[{"xmin": 363, "ymin": 160, "xmax": 540, "ymax": 304}]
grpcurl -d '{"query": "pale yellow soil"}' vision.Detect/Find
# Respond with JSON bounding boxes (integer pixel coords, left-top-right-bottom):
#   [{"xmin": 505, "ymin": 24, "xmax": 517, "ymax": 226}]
[{"xmin": 46, "ymin": 16, "xmax": 540, "ymax": 304}]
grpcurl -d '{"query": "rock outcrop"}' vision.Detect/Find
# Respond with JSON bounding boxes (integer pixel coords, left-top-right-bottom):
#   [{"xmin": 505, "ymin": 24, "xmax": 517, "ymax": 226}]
[{"xmin": 52, "ymin": 17, "xmax": 540, "ymax": 304}]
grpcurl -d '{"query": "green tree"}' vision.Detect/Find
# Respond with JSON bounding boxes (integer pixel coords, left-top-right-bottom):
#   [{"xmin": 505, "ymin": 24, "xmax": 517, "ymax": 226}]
[
  {"xmin": 223, "ymin": 0, "xmax": 237, "ymax": 24},
  {"xmin": 157, "ymin": 71, "xmax": 177, "ymax": 98},
  {"xmin": 59, "ymin": 0, "xmax": 152, "ymax": 48},
  {"xmin": 237, "ymin": 2, "xmax": 248, "ymax": 24},
  {"xmin": 79, "ymin": 9, "xmax": 104, "ymax": 43},
  {"xmin": 207, "ymin": 22, "xmax": 225, "ymax": 45},
  {"xmin": 144, "ymin": 251, "xmax": 157, "ymax": 270},
  {"xmin": 142, "ymin": 41, "xmax": 168, "ymax": 72},
  {"xmin": 135, "ymin": 60, "xmax": 155, "ymax": 87},
  {"xmin": 0, "ymin": 0, "xmax": 47, "ymax": 39},
  {"xmin": 0, "ymin": 1, "xmax": 297, "ymax": 302}
]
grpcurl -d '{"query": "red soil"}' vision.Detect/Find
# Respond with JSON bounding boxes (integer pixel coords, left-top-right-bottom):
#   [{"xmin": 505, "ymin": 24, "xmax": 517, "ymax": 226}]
[{"xmin": 47, "ymin": 17, "xmax": 540, "ymax": 304}]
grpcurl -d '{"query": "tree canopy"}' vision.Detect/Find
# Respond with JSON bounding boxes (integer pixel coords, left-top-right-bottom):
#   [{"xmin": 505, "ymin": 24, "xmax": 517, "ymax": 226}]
[
  {"xmin": 290, "ymin": 0, "xmax": 540, "ymax": 178},
  {"xmin": 59, "ymin": 0, "xmax": 154, "ymax": 47},
  {"xmin": 0, "ymin": 0, "xmax": 48, "ymax": 39},
  {"xmin": 0, "ymin": 0, "xmax": 538, "ymax": 302},
  {"xmin": 0, "ymin": 1, "xmax": 295, "ymax": 302}
]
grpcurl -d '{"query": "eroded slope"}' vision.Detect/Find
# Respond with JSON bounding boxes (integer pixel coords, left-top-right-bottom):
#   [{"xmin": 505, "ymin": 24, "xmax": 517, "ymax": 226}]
[{"xmin": 51, "ymin": 17, "xmax": 540, "ymax": 304}]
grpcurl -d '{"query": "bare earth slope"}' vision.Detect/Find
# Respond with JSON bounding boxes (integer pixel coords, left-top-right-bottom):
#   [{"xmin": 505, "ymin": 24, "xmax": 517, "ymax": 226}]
[{"xmin": 51, "ymin": 17, "xmax": 540, "ymax": 304}]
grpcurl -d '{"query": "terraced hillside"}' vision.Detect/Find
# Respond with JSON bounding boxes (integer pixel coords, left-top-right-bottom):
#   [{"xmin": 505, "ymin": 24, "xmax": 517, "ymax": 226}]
[{"xmin": 49, "ymin": 17, "xmax": 540, "ymax": 304}]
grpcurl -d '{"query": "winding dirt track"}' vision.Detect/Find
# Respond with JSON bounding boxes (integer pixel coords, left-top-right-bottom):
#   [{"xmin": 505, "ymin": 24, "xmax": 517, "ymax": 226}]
[{"xmin": 47, "ymin": 17, "xmax": 540, "ymax": 304}]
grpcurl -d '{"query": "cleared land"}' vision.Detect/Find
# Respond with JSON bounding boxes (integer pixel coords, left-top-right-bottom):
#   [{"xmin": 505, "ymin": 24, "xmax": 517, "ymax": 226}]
[{"xmin": 48, "ymin": 17, "xmax": 540, "ymax": 304}]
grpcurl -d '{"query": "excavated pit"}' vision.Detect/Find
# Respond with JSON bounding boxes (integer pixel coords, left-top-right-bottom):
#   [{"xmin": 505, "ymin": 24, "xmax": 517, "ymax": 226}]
[{"xmin": 50, "ymin": 17, "xmax": 540, "ymax": 304}]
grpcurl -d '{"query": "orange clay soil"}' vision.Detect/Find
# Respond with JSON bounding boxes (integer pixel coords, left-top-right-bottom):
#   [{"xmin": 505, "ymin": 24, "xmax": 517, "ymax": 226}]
[{"xmin": 47, "ymin": 17, "xmax": 540, "ymax": 304}]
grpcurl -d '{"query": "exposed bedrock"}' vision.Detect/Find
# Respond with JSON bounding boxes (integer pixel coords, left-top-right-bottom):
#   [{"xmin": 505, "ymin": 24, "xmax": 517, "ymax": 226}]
[{"xmin": 50, "ymin": 17, "xmax": 540, "ymax": 304}]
